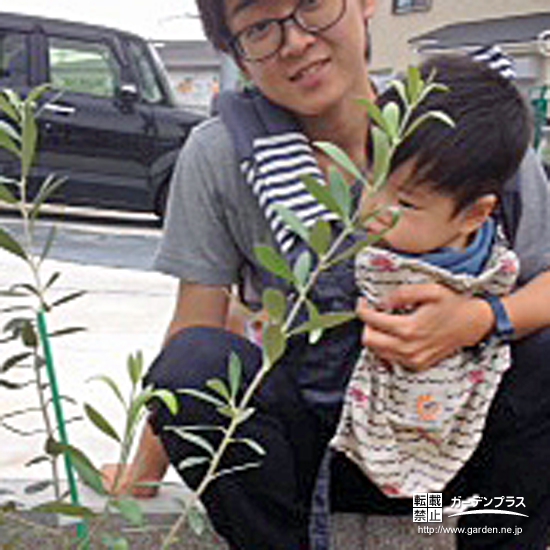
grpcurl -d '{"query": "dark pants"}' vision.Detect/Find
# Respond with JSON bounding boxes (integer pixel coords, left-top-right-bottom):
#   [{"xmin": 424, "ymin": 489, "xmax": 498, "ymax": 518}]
[{"xmin": 146, "ymin": 326, "xmax": 550, "ymax": 550}]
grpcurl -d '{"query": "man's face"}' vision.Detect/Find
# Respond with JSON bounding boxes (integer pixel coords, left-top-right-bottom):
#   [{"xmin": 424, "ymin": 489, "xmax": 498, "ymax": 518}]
[
  {"xmin": 224, "ymin": 0, "xmax": 375, "ymax": 117},
  {"xmin": 361, "ymin": 161, "xmax": 476, "ymax": 254}
]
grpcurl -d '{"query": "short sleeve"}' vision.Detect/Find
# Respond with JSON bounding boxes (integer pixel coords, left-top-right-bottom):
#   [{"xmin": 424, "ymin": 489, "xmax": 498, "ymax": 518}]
[
  {"xmin": 154, "ymin": 121, "xmax": 242, "ymax": 286},
  {"xmin": 512, "ymin": 148, "xmax": 550, "ymax": 283}
]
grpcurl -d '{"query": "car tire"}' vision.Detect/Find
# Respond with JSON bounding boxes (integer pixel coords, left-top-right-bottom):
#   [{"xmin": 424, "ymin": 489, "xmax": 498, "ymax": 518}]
[{"xmin": 154, "ymin": 179, "xmax": 169, "ymax": 224}]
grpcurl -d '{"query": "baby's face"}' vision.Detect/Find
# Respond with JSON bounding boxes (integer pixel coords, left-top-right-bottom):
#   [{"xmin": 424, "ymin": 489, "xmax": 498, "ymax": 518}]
[{"xmin": 360, "ymin": 161, "xmax": 473, "ymax": 254}]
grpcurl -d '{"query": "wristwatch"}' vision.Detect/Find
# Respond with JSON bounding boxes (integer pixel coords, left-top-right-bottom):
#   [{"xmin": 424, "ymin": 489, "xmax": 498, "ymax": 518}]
[{"xmin": 480, "ymin": 294, "xmax": 515, "ymax": 343}]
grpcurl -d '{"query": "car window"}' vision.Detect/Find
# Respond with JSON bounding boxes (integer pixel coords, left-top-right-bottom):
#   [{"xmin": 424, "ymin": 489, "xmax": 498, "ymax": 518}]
[
  {"xmin": 48, "ymin": 37, "xmax": 121, "ymax": 98},
  {"xmin": 126, "ymin": 39, "xmax": 164, "ymax": 104},
  {"xmin": 0, "ymin": 30, "xmax": 28, "ymax": 85}
]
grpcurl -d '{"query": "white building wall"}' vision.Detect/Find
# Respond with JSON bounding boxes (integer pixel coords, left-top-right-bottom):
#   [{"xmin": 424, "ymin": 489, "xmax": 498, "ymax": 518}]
[{"xmin": 371, "ymin": 0, "xmax": 550, "ymax": 73}]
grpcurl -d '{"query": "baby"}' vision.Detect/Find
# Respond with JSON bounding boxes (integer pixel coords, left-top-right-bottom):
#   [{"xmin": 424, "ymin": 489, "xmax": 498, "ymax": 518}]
[{"xmin": 331, "ymin": 54, "xmax": 532, "ymax": 496}]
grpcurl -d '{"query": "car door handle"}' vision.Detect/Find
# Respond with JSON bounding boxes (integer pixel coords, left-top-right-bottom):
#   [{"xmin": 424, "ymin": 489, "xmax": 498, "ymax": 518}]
[{"xmin": 43, "ymin": 103, "xmax": 76, "ymax": 116}]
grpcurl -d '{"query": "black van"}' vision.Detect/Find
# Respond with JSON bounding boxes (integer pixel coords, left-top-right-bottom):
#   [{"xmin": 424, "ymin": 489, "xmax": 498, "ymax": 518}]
[{"xmin": 0, "ymin": 12, "xmax": 205, "ymax": 218}]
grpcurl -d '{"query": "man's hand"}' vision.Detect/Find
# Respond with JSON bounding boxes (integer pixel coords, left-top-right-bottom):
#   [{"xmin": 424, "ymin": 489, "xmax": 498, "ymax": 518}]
[
  {"xmin": 357, "ymin": 283, "xmax": 494, "ymax": 371},
  {"xmin": 101, "ymin": 463, "xmax": 161, "ymax": 499},
  {"xmin": 101, "ymin": 424, "xmax": 169, "ymax": 498}
]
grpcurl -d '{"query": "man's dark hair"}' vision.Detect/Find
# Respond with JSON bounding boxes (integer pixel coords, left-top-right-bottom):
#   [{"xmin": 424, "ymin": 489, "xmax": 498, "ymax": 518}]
[
  {"xmin": 376, "ymin": 55, "xmax": 533, "ymax": 214},
  {"xmin": 195, "ymin": 0, "xmax": 233, "ymax": 53}
]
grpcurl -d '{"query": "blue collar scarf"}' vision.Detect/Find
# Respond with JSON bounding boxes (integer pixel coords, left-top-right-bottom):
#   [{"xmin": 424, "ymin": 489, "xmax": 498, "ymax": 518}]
[{"xmin": 401, "ymin": 217, "xmax": 496, "ymax": 276}]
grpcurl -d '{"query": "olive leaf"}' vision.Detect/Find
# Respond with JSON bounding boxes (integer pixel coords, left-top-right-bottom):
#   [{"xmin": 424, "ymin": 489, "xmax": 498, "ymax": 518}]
[
  {"xmin": 315, "ymin": 141, "xmax": 366, "ymax": 184},
  {"xmin": 0, "ymin": 228, "xmax": 26, "ymax": 261},
  {"xmin": 167, "ymin": 427, "xmax": 215, "ymax": 456},
  {"xmin": 127, "ymin": 351, "xmax": 143, "ymax": 386},
  {"xmin": 33, "ymin": 501, "xmax": 96, "ymax": 519},
  {"xmin": 309, "ymin": 219, "xmax": 332, "ymax": 256},
  {"xmin": 110, "ymin": 498, "xmax": 144, "ymax": 527},
  {"xmin": 254, "ymin": 244, "xmax": 295, "ymax": 283},
  {"xmin": 327, "ymin": 166, "xmax": 352, "ymax": 221},
  {"xmin": 272, "ymin": 203, "xmax": 309, "ymax": 243},
  {"xmin": 0, "ymin": 183, "xmax": 17, "ymax": 204},
  {"xmin": 84, "ymin": 403, "xmax": 121, "ymax": 443},
  {"xmin": 301, "ymin": 173, "xmax": 342, "ymax": 216},
  {"xmin": 263, "ymin": 323, "xmax": 286, "ymax": 366},
  {"xmin": 293, "ymin": 249, "xmax": 312, "ymax": 289},
  {"xmin": 291, "ymin": 311, "xmax": 357, "ymax": 337},
  {"xmin": 371, "ymin": 125, "xmax": 392, "ymax": 191},
  {"xmin": 262, "ymin": 288, "xmax": 287, "ymax": 324},
  {"xmin": 228, "ymin": 351, "xmax": 242, "ymax": 402},
  {"xmin": 382, "ymin": 101, "xmax": 402, "ymax": 142}
]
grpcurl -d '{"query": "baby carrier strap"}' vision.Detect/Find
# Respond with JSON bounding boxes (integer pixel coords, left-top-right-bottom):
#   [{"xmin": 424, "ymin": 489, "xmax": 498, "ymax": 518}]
[{"xmin": 218, "ymin": 88, "xmax": 338, "ymax": 255}]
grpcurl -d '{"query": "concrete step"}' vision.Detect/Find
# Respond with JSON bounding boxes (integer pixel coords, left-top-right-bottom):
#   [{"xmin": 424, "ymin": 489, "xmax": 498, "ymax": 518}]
[
  {"xmin": 0, "ymin": 479, "xmax": 456, "ymax": 549},
  {"xmin": 0, "ymin": 478, "xmax": 225, "ymax": 549},
  {"xmin": 331, "ymin": 513, "xmax": 456, "ymax": 550}
]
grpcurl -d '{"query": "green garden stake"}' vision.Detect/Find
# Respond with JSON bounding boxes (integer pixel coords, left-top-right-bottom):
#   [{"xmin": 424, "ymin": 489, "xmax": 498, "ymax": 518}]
[{"xmin": 37, "ymin": 310, "xmax": 90, "ymax": 546}]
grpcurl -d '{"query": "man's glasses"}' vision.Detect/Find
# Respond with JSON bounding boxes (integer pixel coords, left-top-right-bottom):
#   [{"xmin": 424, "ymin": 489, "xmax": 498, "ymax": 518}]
[{"xmin": 229, "ymin": 0, "xmax": 347, "ymax": 62}]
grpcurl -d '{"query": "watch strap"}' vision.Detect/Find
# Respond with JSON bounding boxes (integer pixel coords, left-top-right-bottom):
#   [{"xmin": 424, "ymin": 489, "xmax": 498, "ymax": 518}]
[{"xmin": 480, "ymin": 294, "xmax": 514, "ymax": 343}]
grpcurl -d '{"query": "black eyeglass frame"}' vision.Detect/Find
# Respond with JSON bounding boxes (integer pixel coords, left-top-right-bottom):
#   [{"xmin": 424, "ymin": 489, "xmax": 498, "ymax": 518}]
[{"xmin": 229, "ymin": 0, "xmax": 347, "ymax": 62}]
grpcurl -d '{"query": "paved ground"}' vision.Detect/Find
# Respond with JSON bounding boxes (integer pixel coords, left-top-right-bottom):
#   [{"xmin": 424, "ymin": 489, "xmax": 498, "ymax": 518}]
[{"xmin": 0, "ymin": 212, "xmax": 179, "ymax": 482}]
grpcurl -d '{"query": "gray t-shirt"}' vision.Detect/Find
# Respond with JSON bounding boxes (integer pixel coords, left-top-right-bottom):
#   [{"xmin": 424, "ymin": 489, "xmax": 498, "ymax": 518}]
[
  {"xmin": 155, "ymin": 117, "xmax": 550, "ymax": 293},
  {"xmin": 154, "ymin": 117, "xmax": 273, "ymax": 305},
  {"xmin": 508, "ymin": 147, "xmax": 550, "ymax": 282}
]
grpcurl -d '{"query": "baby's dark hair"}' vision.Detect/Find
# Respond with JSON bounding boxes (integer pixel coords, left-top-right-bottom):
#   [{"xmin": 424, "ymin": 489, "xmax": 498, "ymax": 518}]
[
  {"xmin": 195, "ymin": 0, "xmax": 233, "ymax": 53},
  {"xmin": 376, "ymin": 55, "xmax": 533, "ymax": 214}
]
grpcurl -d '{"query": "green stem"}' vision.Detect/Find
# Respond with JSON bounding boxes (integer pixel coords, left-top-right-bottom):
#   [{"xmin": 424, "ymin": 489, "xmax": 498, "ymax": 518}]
[
  {"xmin": 32, "ymin": 346, "xmax": 61, "ymax": 499},
  {"xmin": 160, "ymin": 358, "xmax": 271, "ymax": 548},
  {"xmin": 283, "ymin": 221, "xmax": 356, "ymax": 333},
  {"xmin": 75, "ymin": 385, "xmax": 149, "ymax": 549}
]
